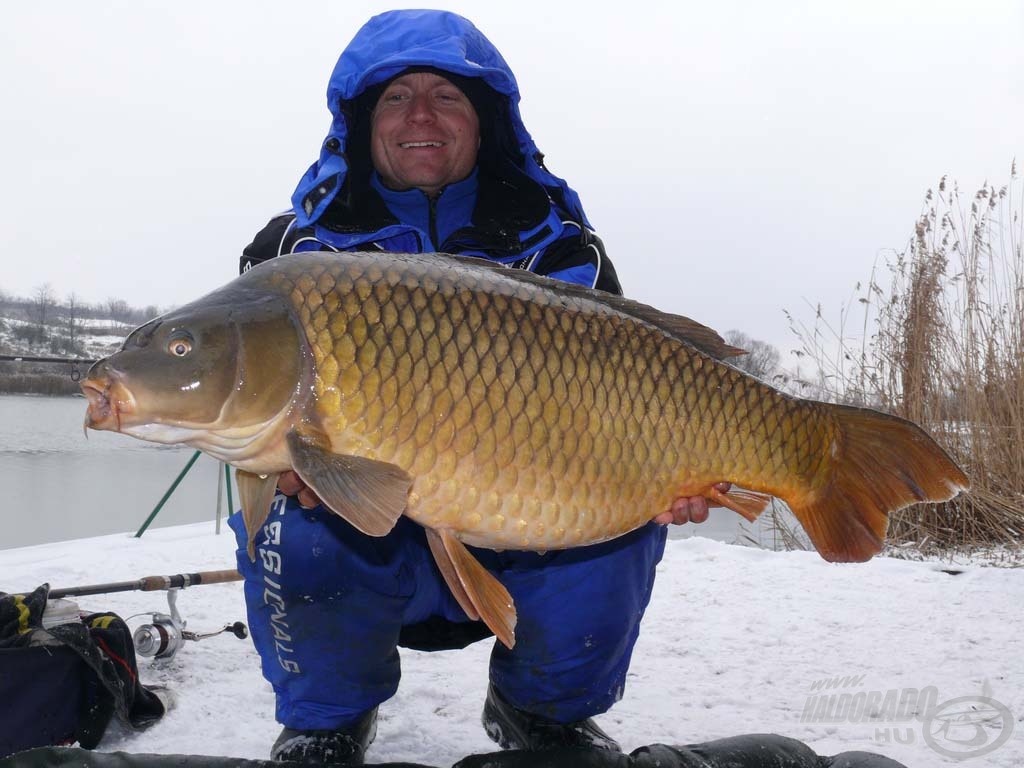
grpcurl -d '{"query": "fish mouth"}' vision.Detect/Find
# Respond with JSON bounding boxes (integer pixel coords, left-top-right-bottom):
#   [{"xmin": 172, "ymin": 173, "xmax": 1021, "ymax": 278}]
[{"xmin": 81, "ymin": 376, "xmax": 136, "ymax": 433}]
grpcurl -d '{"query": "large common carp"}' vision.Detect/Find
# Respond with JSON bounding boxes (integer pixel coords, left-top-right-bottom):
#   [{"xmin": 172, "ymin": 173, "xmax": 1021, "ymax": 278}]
[{"xmin": 82, "ymin": 251, "xmax": 968, "ymax": 647}]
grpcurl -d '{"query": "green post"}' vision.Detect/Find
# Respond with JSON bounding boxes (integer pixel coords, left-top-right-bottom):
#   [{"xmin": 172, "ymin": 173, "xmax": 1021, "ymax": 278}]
[
  {"xmin": 225, "ymin": 463, "xmax": 235, "ymax": 514},
  {"xmin": 135, "ymin": 450, "xmax": 202, "ymax": 538},
  {"xmin": 215, "ymin": 461, "xmax": 225, "ymax": 535}
]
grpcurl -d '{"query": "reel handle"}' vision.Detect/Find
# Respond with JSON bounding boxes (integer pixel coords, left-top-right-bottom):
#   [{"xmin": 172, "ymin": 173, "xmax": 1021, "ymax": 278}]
[{"xmin": 183, "ymin": 621, "xmax": 250, "ymax": 642}]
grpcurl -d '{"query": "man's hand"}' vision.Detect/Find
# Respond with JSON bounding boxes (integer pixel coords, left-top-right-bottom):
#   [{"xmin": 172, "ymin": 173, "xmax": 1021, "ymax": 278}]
[
  {"xmin": 277, "ymin": 470, "xmax": 322, "ymax": 509},
  {"xmin": 651, "ymin": 483, "xmax": 732, "ymax": 526},
  {"xmin": 279, "ymin": 470, "xmax": 730, "ymax": 527}
]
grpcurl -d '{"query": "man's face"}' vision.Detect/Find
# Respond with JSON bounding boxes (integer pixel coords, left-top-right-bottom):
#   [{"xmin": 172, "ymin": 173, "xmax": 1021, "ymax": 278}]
[{"xmin": 370, "ymin": 72, "xmax": 481, "ymax": 197}]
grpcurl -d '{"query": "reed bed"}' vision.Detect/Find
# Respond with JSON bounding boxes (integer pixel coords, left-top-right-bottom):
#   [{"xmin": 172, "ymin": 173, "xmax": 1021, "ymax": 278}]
[{"xmin": 784, "ymin": 164, "xmax": 1023, "ymax": 561}]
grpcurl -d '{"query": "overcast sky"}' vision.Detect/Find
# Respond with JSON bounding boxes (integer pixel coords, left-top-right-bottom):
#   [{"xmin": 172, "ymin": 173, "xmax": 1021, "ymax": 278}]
[{"xmin": 1, "ymin": 1, "xmax": 1021, "ymax": 360}]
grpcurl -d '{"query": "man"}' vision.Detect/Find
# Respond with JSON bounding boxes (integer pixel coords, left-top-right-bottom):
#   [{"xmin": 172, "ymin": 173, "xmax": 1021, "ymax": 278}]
[{"xmin": 230, "ymin": 10, "xmax": 718, "ymax": 764}]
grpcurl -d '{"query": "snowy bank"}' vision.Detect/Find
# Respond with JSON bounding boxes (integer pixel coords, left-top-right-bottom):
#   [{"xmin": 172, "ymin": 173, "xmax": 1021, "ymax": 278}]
[{"xmin": 2, "ymin": 524, "xmax": 1020, "ymax": 766}]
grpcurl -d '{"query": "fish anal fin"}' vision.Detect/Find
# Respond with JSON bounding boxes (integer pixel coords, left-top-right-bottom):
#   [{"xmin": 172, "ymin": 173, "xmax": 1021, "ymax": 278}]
[
  {"xmin": 707, "ymin": 486, "xmax": 772, "ymax": 522},
  {"xmin": 790, "ymin": 405, "xmax": 970, "ymax": 563},
  {"xmin": 236, "ymin": 469, "xmax": 280, "ymax": 562},
  {"xmin": 287, "ymin": 430, "xmax": 410, "ymax": 536},
  {"xmin": 428, "ymin": 528, "xmax": 516, "ymax": 649},
  {"xmin": 425, "ymin": 529, "xmax": 479, "ymax": 621}
]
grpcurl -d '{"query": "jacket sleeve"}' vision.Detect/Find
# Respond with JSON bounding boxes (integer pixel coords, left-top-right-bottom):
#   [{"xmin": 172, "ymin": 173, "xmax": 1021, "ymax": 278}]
[
  {"xmin": 240, "ymin": 212, "xmax": 294, "ymax": 275},
  {"xmin": 240, "ymin": 211, "xmax": 332, "ymax": 275},
  {"xmin": 530, "ymin": 224, "xmax": 622, "ymax": 296}
]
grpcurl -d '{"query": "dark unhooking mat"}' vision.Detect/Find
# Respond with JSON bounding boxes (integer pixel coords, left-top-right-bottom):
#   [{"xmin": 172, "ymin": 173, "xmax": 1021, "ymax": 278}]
[{"xmin": 0, "ymin": 735, "xmax": 908, "ymax": 768}]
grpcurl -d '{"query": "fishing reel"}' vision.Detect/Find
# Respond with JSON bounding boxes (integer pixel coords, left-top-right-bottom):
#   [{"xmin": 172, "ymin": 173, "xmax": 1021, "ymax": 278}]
[{"xmin": 132, "ymin": 588, "xmax": 248, "ymax": 660}]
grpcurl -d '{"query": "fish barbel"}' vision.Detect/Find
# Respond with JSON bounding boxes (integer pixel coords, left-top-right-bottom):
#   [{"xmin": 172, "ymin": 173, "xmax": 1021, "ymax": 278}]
[{"xmin": 81, "ymin": 251, "xmax": 969, "ymax": 647}]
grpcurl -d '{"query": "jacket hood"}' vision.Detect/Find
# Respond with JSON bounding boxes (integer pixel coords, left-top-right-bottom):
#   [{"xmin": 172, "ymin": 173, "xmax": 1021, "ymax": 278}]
[{"xmin": 291, "ymin": 9, "xmax": 589, "ymax": 230}]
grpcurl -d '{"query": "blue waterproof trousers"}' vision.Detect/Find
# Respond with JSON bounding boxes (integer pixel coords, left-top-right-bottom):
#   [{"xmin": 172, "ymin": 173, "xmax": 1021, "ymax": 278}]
[{"xmin": 229, "ymin": 495, "xmax": 667, "ymax": 730}]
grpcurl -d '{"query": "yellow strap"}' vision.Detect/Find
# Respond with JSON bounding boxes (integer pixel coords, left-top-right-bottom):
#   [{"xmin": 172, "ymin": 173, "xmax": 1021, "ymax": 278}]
[
  {"xmin": 13, "ymin": 596, "xmax": 31, "ymax": 635},
  {"xmin": 89, "ymin": 615, "xmax": 117, "ymax": 630}
]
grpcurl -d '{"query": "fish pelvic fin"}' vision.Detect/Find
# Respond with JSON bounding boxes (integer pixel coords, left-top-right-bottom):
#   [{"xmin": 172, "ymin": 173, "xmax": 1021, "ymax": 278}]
[
  {"xmin": 236, "ymin": 469, "xmax": 281, "ymax": 562},
  {"xmin": 286, "ymin": 430, "xmax": 410, "ymax": 536},
  {"xmin": 707, "ymin": 486, "xmax": 772, "ymax": 522},
  {"xmin": 793, "ymin": 405, "xmax": 970, "ymax": 563},
  {"xmin": 426, "ymin": 528, "xmax": 516, "ymax": 649}
]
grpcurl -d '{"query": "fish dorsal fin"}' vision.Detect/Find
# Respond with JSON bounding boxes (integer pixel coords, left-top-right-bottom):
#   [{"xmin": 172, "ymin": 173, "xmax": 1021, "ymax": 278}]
[
  {"xmin": 445, "ymin": 254, "xmax": 745, "ymax": 361},
  {"xmin": 425, "ymin": 528, "xmax": 516, "ymax": 649},
  {"xmin": 236, "ymin": 469, "xmax": 281, "ymax": 561},
  {"xmin": 286, "ymin": 429, "xmax": 410, "ymax": 536}
]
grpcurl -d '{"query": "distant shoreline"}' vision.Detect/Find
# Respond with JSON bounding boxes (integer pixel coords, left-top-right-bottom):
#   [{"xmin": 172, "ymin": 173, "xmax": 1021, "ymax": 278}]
[{"xmin": 0, "ymin": 370, "xmax": 83, "ymax": 397}]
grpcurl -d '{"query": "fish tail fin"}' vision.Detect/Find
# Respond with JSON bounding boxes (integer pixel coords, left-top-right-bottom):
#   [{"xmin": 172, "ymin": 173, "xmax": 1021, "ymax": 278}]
[{"xmin": 789, "ymin": 405, "xmax": 969, "ymax": 562}]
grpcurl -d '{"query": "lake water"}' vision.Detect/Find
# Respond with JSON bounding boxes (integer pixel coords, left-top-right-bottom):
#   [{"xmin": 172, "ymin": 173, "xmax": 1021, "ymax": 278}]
[
  {"xmin": 0, "ymin": 393, "xmax": 778, "ymax": 552},
  {"xmin": 1, "ymin": 394, "xmax": 234, "ymax": 550}
]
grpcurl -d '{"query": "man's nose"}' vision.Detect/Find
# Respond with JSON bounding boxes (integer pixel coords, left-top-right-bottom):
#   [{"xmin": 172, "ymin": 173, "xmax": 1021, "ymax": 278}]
[{"xmin": 405, "ymin": 93, "xmax": 436, "ymax": 123}]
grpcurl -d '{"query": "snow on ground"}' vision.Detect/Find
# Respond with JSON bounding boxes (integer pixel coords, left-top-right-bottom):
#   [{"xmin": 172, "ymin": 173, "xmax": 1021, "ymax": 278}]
[{"xmin": 2, "ymin": 523, "xmax": 1021, "ymax": 767}]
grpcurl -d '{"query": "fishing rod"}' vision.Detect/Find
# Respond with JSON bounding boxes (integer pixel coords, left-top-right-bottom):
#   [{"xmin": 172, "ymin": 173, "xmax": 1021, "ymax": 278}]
[
  {"xmin": 48, "ymin": 568, "xmax": 247, "ymax": 660},
  {"xmin": 0, "ymin": 354, "xmax": 98, "ymax": 365},
  {"xmin": 49, "ymin": 568, "xmax": 241, "ymax": 598},
  {"xmin": 0, "ymin": 353, "xmax": 99, "ymax": 381}
]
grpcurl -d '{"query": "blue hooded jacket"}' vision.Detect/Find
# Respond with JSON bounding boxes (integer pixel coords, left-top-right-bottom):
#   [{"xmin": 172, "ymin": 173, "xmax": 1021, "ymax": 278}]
[
  {"xmin": 240, "ymin": 10, "xmax": 620, "ymax": 292},
  {"xmin": 293, "ymin": 10, "xmax": 587, "ymax": 230}
]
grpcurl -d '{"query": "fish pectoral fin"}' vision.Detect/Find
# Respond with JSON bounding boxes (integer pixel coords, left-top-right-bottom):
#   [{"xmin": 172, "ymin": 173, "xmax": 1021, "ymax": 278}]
[
  {"xmin": 426, "ymin": 528, "xmax": 516, "ymax": 650},
  {"xmin": 286, "ymin": 430, "xmax": 410, "ymax": 537},
  {"xmin": 707, "ymin": 486, "xmax": 772, "ymax": 522},
  {"xmin": 236, "ymin": 469, "xmax": 280, "ymax": 561}
]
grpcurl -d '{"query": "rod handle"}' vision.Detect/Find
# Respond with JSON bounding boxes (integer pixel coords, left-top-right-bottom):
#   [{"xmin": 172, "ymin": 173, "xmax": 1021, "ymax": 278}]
[
  {"xmin": 194, "ymin": 569, "xmax": 243, "ymax": 586},
  {"xmin": 138, "ymin": 569, "xmax": 243, "ymax": 591}
]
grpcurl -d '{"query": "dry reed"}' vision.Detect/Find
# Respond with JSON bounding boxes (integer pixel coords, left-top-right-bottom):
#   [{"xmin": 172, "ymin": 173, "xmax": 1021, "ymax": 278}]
[{"xmin": 786, "ymin": 164, "xmax": 1023, "ymax": 561}]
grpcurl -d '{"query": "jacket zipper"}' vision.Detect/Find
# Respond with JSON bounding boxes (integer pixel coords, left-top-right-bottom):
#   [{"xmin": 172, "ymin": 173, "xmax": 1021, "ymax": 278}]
[{"xmin": 428, "ymin": 195, "xmax": 439, "ymax": 252}]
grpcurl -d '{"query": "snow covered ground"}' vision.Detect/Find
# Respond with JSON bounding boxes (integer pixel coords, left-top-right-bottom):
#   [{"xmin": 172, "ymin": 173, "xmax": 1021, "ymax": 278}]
[{"xmin": 2, "ymin": 523, "xmax": 1021, "ymax": 767}]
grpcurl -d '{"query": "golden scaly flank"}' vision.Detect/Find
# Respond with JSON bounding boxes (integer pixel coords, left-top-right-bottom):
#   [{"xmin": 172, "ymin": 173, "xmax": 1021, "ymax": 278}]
[{"xmin": 265, "ymin": 256, "xmax": 836, "ymax": 551}]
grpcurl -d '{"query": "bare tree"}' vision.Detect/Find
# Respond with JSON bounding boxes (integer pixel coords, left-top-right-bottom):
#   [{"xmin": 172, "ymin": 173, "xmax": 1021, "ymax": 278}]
[
  {"xmin": 64, "ymin": 292, "xmax": 83, "ymax": 353},
  {"xmin": 32, "ymin": 283, "xmax": 57, "ymax": 341},
  {"xmin": 107, "ymin": 297, "xmax": 132, "ymax": 329},
  {"xmin": 724, "ymin": 330, "xmax": 781, "ymax": 381}
]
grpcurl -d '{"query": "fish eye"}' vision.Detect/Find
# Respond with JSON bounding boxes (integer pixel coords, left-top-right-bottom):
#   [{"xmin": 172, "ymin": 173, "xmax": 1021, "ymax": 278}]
[{"xmin": 167, "ymin": 335, "xmax": 193, "ymax": 357}]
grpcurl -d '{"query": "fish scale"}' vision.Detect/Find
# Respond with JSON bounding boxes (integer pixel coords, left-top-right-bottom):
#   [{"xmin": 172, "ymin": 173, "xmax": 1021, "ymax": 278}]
[
  {"xmin": 268, "ymin": 256, "xmax": 821, "ymax": 549},
  {"xmin": 82, "ymin": 250, "xmax": 969, "ymax": 646}
]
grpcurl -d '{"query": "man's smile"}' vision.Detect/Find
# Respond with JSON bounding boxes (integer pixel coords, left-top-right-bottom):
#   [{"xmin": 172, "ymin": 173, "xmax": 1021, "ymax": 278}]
[{"xmin": 399, "ymin": 141, "xmax": 445, "ymax": 148}]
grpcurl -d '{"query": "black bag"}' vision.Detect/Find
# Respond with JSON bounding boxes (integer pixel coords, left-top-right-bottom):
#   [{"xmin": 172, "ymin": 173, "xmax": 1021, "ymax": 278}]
[
  {"xmin": 0, "ymin": 644, "xmax": 83, "ymax": 754},
  {"xmin": 0, "ymin": 585, "xmax": 166, "ymax": 758},
  {"xmin": 1, "ymin": 737, "xmax": 910, "ymax": 768}
]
